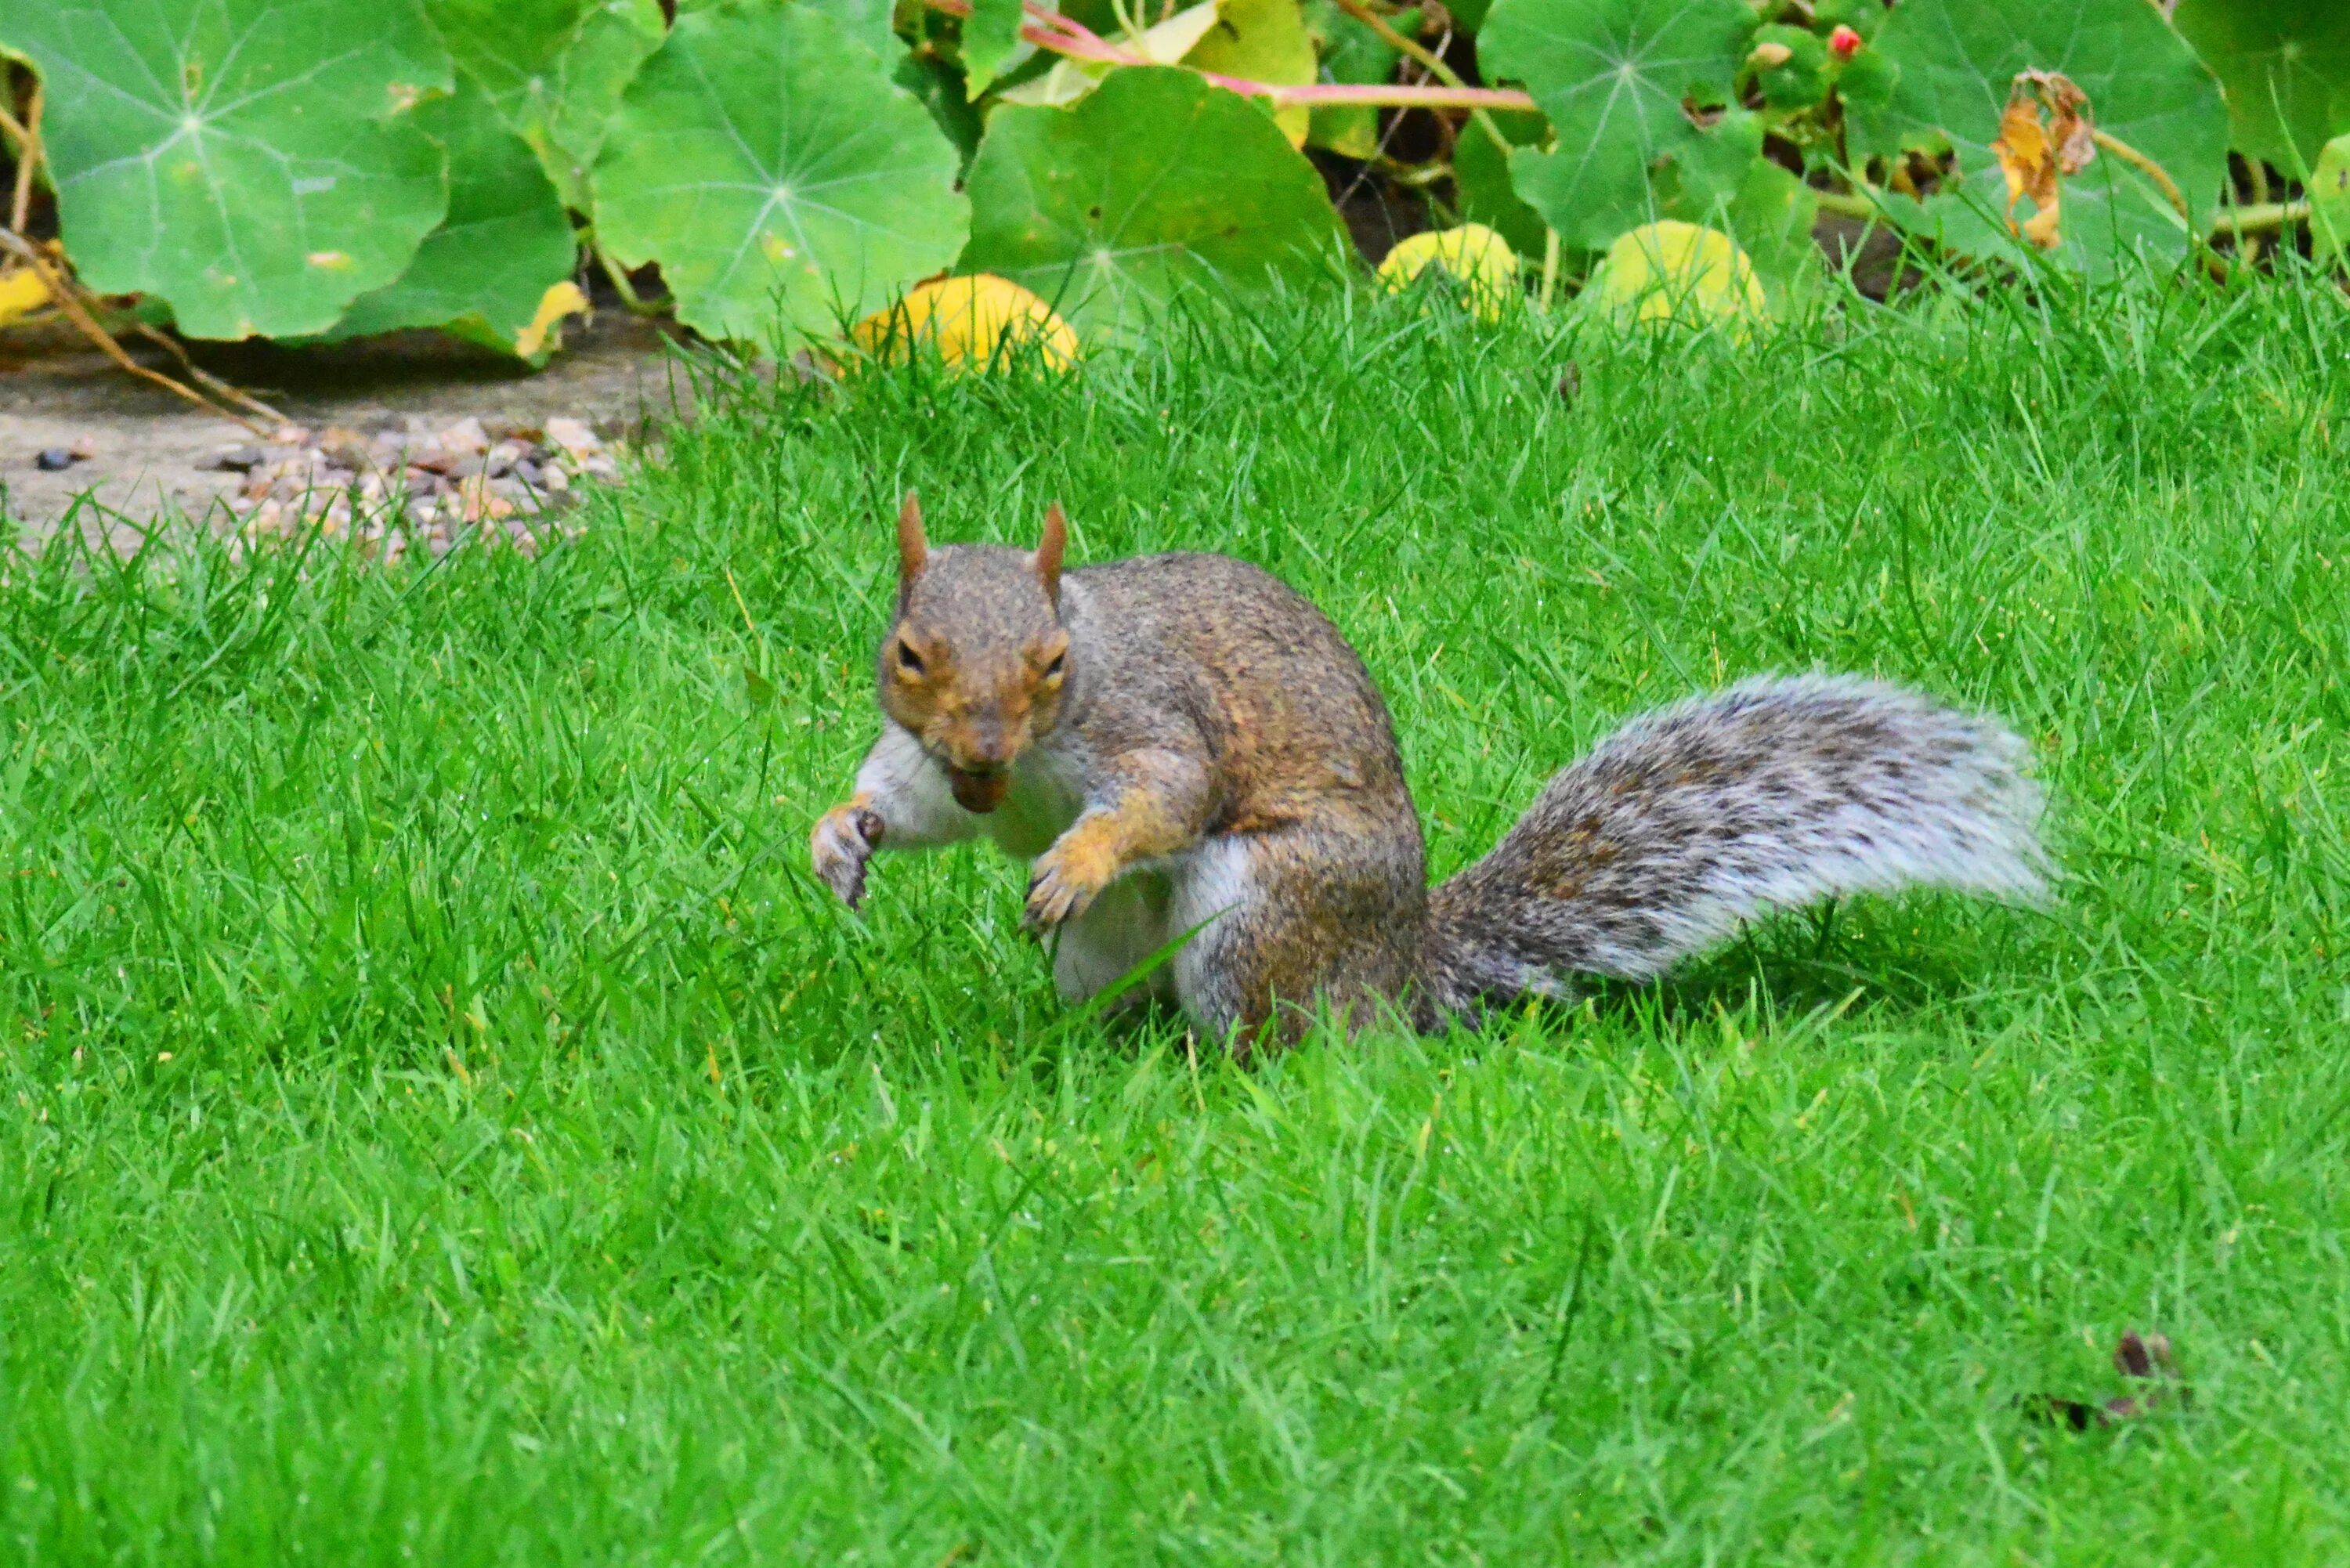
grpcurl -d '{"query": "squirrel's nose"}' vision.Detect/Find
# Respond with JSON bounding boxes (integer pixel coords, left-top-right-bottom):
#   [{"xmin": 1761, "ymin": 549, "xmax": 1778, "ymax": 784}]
[{"xmin": 960, "ymin": 724, "xmax": 1014, "ymax": 771}]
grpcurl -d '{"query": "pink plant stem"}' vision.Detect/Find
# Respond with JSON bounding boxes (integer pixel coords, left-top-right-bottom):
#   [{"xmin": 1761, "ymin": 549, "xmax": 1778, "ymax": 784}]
[{"xmin": 924, "ymin": 0, "xmax": 1541, "ymax": 111}]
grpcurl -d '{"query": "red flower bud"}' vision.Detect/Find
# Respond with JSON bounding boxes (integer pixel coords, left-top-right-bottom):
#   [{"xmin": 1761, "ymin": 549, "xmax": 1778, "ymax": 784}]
[{"xmin": 1828, "ymin": 23, "xmax": 1863, "ymax": 59}]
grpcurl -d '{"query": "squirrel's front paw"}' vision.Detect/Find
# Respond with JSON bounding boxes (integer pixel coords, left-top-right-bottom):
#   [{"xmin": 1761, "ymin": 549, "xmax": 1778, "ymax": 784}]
[
  {"xmin": 812, "ymin": 798, "xmax": 884, "ymax": 909},
  {"xmin": 1024, "ymin": 833, "xmax": 1119, "ymax": 934}
]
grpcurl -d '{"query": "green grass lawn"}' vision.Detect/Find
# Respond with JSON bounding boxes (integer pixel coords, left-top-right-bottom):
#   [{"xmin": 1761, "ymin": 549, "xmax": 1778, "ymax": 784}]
[{"xmin": 3, "ymin": 275, "xmax": 2348, "ymax": 1564}]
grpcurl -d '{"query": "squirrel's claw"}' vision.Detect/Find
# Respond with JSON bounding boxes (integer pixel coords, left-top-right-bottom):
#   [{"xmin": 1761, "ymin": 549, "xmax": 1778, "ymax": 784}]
[
  {"xmin": 1025, "ymin": 823, "xmax": 1124, "ymax": 934},
  {"xmin": 1023, "ymin": 854, "xmax": 1100, "ymax": 934},
  {"xmin": 812, "ymin": 802, "xmax": 884, "ymax": 910}
]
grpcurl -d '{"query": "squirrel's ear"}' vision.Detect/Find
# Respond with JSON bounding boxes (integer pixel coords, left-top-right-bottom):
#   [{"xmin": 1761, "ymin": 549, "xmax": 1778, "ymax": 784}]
[
  {"xmin": 1034, "ymin": 501, "xmax": 1068, "ymax": 608},
  {"xmin": 895, "ymin": 490, "xmax": 927, "ymax": 590}
]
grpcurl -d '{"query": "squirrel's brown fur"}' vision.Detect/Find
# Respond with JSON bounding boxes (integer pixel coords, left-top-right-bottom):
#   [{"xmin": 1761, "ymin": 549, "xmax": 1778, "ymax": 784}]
[{"xmin": 812, "ymin": 496, "xmax": 2048, "ymax": 1050}]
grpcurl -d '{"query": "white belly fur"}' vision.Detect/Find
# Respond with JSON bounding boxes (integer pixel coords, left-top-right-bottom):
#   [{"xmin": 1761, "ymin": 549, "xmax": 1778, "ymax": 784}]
[
  {"xmin": 1052, "ymin": 869, "xmax": 1177, "ymax": 1006},
  {"xmin": 964, "ymin": 736, "xmax": 1259, "ymax": 1022}
]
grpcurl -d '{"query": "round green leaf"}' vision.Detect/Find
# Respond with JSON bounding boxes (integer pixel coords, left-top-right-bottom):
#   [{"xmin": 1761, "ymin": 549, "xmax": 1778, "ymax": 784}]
[
  {"xmin": 1848, "ymin": 0, "xmax": 2229, "ymax": 276},
  {"xmin": 1476, "ymin": 0, "xmax": 1754, "ymax": 250},
  {"xmin": 1452, "ymin": 110, "xmax": 1550, "ymax": 262},
  {"xmin": 423, "ymin": 0, "xmax": 668, "ymax": 210},
  {"xmin": 1, "ymin": 0, "xmax": 453, "ymax": 340},
  {"xmin": 550, "ymin": 1, "xmax": 671, "ymax": 169},
  {"xmin": 1186, "ymin": 0, "xmax": 1318, "ymax": 146},
  {"xmin": 591, "ymin": 1, "xmax": 969, "ymax": 345},
  {"xmin": 1749, "ymin": 23, "xmax": 1828, "ymax": 114},
  {"xmin": 959, "ymin": 67, "xmax": 1344, "ymax": 338},
  {"xmin": 330, "ymin": 74, "xmax": 580, "ymax": 359},
  {"xmin": 961, "ymin": 0, "xmax": 1034, "ymax": 96},
  {"xmin": 895, "ymin": 49, "xmax": 985, "ymax": 164},
  {"xmin": 2172, "ymin": 0, "xmax": 2350, "ymax": 175}
]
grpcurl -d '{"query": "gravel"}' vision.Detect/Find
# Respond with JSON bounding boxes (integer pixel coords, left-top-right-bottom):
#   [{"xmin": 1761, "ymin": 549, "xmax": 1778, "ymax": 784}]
[{"xmin": 212, "ymin": 414, "xmax": 626, "ymax": 562}]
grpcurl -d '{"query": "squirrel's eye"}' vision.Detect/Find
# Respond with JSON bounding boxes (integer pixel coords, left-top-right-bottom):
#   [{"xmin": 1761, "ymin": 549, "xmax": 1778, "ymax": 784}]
[
  {"xmin": 895, "ymin": 641, "xmax": 925, "ymax": 675},
  {"xmin": 1041, "ymin": 651, "xmax": 1065, "ymax": 681}
]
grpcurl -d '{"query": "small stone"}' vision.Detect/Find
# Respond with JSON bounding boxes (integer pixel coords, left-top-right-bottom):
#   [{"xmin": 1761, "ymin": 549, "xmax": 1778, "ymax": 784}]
[
  {"xmin": 485, "ymin": 439, "xmax": 526, "ymax": 479},
  {"xmin": 66, "ymin": 434, "xmax": 98, "ymax": 461},
  {"xmin": 542, "ymin": 417, "xmax": 609, "ymax": 470},
  {"xmin": 457, "ymin": 472, "xmax": 516, "ymax": 523},
  {"xmin": 539, "ymin": 462, "xmax": 570, "ymax": 493},
  {"xmin": 438, "ymin": 416, "xmax": 490, "ymax": 457},
  {"xmin": 320, "ymin": 431, "xmax": 377, "ymax": 474},
  {"xmin": 203, "ymin": 446, "xmax": 266, "ymax": 473},
  {"xmin": 514, "ymin": 457, "xmax": 544, "ymax": 488},
  {"xmin": 34, "ymin": 447, "xmax": 76, "ymax": 471}
]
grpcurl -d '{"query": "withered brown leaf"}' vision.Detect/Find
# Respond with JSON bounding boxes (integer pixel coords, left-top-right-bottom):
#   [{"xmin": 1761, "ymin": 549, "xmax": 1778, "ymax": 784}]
[{"xmin": 1989, "ymin": 70, "xmax": 2098, "ymax": 251}]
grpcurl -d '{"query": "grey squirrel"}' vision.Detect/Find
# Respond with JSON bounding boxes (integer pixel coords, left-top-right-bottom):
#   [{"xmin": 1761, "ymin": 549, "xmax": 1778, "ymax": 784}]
[{"xmin": 813, "ymin": 494, "xmax": 2048, "ymax": 1050}]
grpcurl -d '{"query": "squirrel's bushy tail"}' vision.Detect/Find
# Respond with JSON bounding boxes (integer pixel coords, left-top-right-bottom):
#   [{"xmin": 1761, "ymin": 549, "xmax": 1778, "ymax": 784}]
[{"xmin": 1423, "ymin": 676, "xmax": 2047, "ymax": 1013}]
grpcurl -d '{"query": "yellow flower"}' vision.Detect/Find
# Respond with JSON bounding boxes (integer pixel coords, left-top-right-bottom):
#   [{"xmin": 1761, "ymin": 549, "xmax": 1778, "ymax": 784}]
[
  {"xmin": 1376, "ymin": 225, "xmax": 1521, "ymax": 323},
  {"xmin": 850, "ymin": 275, "xmax": 1079, "ymax": 372},
  {"xmin": 1586, "ymin": 222, "xmax": 1769, "ymax": 337}
]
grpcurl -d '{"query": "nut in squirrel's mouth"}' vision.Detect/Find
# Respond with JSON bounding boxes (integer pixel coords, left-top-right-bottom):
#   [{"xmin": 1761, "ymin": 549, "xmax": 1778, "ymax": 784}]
[{"xmin": 946, "ymin": 764, "xmax": 1009, "ymax": 814}]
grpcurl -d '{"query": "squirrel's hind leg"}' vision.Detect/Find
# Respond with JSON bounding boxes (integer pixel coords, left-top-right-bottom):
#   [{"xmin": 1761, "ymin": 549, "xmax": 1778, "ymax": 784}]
[{"xmin": 1168, "ymin": 828, "xmax": 1424, "ymax": 1053}]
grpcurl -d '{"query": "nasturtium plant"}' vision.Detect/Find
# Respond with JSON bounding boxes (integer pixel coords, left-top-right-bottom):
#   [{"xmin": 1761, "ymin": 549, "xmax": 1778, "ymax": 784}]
[
  {"xmin": 897, "ymin": 50, "xmax": 988, "ymax": 163},
  {"xmin": 592, "ymin": 1, "xmax": 969, "ymax": 343},
  {"xmin": 960, "ymin": 0, "xmax": 1036, "ymax": 96},
  {"xmin": 329, "ymin": 74, "xmax": 583, "ymax": 360},
  {"xmin": 1653, "ymin": 108, "xmax": 1817, "ymax": 303},
  {"xmin": 1477, "ymin": 0, "xmax": 1755, "ymax": 251},
  {"xmin": 1848, "ymin": 0, "xmax": 2229, "ymax": 276},
  {"xmin": 1748, "ymin": 23, "xmax": 1828, "ymax": 113},
  {"xmin": 1185, "ymin": 0, "xmax": 1318, "ymax": 147},
  {"xmin": 545, "ymin": 0, "xmax": 672, "ymax": 195},
  {"xmin": 960, "ymin": 67, "xmax": 1344, "ymax": 337},
  {"xmin": 1451, "ymin": 110, "xmax": 1551, "ymax": 262},
  {"xmin": 2171, "ymin": 0, "xmax": 2350, "ymax": 177},
  {"xmin": 1376, "ymin": 224, "xmax": 1519, "ymax": 320},
  {"xmin": 849, "ymin": 273, "xmax": 1079, "ymax": 370},
  {"xmin": 799, "ymin": 0, "xmax": 906, "ymax": 59},
  {"xmin": 1586, "ymin": 219, "xmax": 1766, "ymax": 334},
  {"xmin": 1000, "ymin": 0, "xmax": 1220, "ymax": 109},
  {"xmin": 1304, "ymin": 0, "xmax": 1416, "ymax": 160},
  {"xmin": 421, "ymin": 0, "xmax": 669, "ymax": 209},
  {"xmin": 0, "ymin": 0, "xmax": 453, "ymax": 340}
]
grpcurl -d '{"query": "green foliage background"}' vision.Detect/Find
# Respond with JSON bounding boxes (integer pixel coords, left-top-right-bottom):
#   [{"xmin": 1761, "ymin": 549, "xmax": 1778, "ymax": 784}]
[{"xmin": 3, "ymin": 0, "xmax": 2348, "ymax": 356}]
